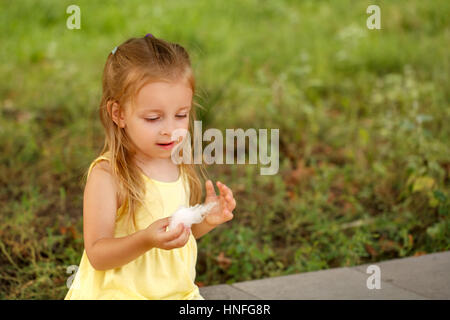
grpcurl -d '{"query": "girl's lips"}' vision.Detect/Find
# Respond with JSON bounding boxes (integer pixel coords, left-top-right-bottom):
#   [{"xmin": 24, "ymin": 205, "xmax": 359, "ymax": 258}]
[{"xmin": 156, "ymin": 141, "xmax": 175, "ymax": 150}]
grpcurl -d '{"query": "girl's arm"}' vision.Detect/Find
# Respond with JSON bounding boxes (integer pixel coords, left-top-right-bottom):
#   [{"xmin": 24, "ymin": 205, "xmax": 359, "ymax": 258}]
[
  {"xmin": 83, "ymin": 161, "xmax": 191, "ymax": 271},
  {"xmin": 83, "ymin": 161, "xmax": 152, "ymax": 271},
  {"xmin": 89, "ymin": 230, "xmax": 151, "ymax": 271},
  {"xmin": 191, "ymin": 220, "xmax": 217, "ymax": 239}
]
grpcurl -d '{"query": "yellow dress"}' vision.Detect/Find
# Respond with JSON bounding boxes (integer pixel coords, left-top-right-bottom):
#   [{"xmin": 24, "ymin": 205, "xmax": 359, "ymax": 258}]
[{"xmin": 64, "ymin": 153, "xmax": 204, "ymax": 300}]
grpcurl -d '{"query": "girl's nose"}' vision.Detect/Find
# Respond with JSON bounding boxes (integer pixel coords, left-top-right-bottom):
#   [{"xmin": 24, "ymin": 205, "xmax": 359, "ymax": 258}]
[{"xmin": 159, "ymin": 119, "xmax": 177, "ymax": 136}]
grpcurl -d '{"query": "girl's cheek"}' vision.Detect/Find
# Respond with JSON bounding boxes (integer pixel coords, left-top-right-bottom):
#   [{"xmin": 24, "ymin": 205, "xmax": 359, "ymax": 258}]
[
  {"xmin": 180, "ymin": 120, "xmax": 190, "ymax": 130},
  {"xmin": 142, "ymin": 125, "xmax": 158, "ymax": 139}
]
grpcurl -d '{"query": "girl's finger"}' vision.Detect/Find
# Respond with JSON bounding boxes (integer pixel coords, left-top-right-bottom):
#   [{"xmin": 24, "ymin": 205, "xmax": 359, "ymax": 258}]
[
  {"xmin": 220, "ymin": 193, "xmax": 227, "ymax": 205},
  {"xmin": 166, "ymin": 226, "xmax": 190, "ymax": 248},
  {"xmin": 225, "ymin": 198, "xmax": 235, "ymax": 211},
  {"xmin": 224, "ymin": 209, "xmax": 234, "ymax": 220},
  {"xmin": 218, "ymin": 181, "xmax": 227, "ymax": 191},
  {"xmin": 162, "ymin": 223, "xmax": 184, "ymax": 242},
  {"xmin": 217, "ymin": 182, "xmax": 235, "ymax": 209},
  {"xmin": 217, "ymin": 184, "xmax": 224, "ymax": 197},
  {"xmin": 222, "ymin": 184, "xmax": 232, "ymax": 195},
  {"xmin": 221, "ymin": 184, "xmax": 228, "ymax": 196},
  {"xmin": 224, "ymin": 193, "xmax": 235, "ymax": 209},
  {"xmin": 222, "ymin": 184, "xmax": 233, "ymax": 200},
  {"xmin": 157, "ymin": 217, "xmax": 171, "ymax": 231},
  {"xmin": 206, "ymin": 180, "xmax": 217, "ymax": 198}
]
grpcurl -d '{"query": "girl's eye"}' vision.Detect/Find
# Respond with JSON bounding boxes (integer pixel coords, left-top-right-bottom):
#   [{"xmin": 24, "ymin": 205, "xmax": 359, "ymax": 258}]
[{"xmin": 145, "ymin": 114, "xmax": 187, "ymax": 122}]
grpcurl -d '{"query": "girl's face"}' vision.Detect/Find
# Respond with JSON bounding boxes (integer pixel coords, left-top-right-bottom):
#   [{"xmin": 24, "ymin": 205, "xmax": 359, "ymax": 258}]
[{"xmin": 120, "ymin": 80, "xmax": 192, "ymax": 161}]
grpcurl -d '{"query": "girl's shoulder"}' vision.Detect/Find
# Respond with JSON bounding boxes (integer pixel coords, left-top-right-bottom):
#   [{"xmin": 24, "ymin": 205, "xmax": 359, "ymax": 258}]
[
  {"xmin": 86, "ymin": 153, "xmax": 124, "ymax": 210},
  {"xmin": 87, "ymin": 152, "xmax": 112, "ymax": 178},
  {"xmin": 89, "ymin": 158, "xmax": 111, "ymax": 176}
]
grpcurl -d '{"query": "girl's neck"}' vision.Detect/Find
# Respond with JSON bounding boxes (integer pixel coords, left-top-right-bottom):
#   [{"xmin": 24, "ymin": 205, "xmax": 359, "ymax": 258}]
[{"xmin": 133, "ymin": 153, "xmax": 180, "ymax": 182}]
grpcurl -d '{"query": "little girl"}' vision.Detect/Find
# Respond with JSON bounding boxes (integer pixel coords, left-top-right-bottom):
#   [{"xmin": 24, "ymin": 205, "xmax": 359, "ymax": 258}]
[{"xmin": 64, "ymin": 34, "xmax": 236, "ymax": 300}]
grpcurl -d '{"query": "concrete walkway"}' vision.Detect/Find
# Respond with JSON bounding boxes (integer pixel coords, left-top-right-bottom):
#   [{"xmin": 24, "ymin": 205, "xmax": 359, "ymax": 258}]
[{"xmin": 199, "ymin": 250, "xmax": 450, "ymax": 299}]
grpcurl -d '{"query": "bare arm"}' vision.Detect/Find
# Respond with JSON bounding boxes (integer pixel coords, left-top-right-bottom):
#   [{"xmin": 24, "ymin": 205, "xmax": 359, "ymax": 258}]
[
  {"xmin": 191, "ymin": 220, "xmax": 217, "ymax": 240},
  {"xmin": 83, "ymin": 161, "xmax": 190, "ymax": 271},
  {"xmin": 83, "ymin": 161, "xmax": 150, "ymax": 270},
  {"xmin": 88, "ymin": 231, "xmax": 151, "ymax": 271}
]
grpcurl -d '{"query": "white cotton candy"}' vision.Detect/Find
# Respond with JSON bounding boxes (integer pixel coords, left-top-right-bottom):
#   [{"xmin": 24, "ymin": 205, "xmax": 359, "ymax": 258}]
[{"xmin": 168, "ymin": 201, "xmax": 218, "ymax": 231}]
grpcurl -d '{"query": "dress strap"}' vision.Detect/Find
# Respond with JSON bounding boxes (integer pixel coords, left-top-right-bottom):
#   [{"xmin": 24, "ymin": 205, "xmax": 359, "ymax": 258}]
[{"xmin": 87, "ymin": 154, "xmax": 111, "ymax": 180}]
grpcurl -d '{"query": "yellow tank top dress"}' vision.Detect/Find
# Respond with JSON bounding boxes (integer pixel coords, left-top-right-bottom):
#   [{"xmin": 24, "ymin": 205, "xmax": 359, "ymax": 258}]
[{"xmin": 64, "ymin": 153, "xmax": 204, "ymax": 300}]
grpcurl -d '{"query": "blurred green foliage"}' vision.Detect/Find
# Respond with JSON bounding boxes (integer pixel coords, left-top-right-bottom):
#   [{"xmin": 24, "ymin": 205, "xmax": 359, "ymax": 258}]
[{"xmin": 0, "ymin": 0, "xmax": 449, "ymax": 299}]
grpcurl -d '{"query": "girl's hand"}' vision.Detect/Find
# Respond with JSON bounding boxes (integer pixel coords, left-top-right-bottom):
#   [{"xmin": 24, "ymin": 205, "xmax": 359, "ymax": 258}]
[
  {"xmin": 204, "ymin": 180, "xmax": 236, "ymax": 226},
  {"xmin": 144, "ymin": 217, "xmax": 191, "ymax": 250}
]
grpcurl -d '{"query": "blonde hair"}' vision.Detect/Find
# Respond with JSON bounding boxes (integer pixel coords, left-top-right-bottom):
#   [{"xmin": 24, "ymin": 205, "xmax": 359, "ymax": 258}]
[{"xmin": 86, "ymin": 35, "xmax": 208, "ymax": 232}]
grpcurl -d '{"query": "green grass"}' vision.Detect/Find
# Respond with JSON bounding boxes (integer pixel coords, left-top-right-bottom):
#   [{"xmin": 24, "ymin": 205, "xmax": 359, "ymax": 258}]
[{"xmin": 0, "ymin": 0, "xmax": 449, "ymax": 299}]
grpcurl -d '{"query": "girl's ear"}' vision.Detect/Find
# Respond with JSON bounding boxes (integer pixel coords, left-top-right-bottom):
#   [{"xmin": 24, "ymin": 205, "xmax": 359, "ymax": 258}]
[{"xmin": 107, "ymin": 101, "xmax": 126, "ymax": 128}]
